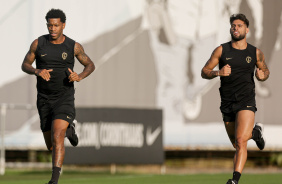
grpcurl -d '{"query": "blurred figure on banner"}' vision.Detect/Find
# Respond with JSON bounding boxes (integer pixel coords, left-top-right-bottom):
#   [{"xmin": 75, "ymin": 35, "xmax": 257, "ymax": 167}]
[{"xmin": 143, "ymin": 0, "xmax": 238, "ymax": 123}]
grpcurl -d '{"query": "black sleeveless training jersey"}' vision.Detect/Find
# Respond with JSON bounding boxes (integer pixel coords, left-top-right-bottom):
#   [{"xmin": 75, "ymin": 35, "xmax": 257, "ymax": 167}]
[
  {"xmin": 35, "ymin": 34, "xmax": 75, "ymax": 97},
  {"xmin": 219, "ymin": 41, "xmax": 257, "ymax": 113}
]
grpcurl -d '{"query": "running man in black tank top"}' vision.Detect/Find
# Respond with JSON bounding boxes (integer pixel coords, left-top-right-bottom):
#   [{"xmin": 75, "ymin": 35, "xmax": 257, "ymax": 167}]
[
  {"xmin": 21, "ymin": 9, "xmax": 95, "ymax": 184},
  {"xmin": 201, "ymin": 14, "xmax": 269, "ymax": 184}
]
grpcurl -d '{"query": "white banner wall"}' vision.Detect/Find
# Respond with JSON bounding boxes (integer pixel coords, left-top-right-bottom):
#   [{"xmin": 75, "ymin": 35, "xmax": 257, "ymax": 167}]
[{"xmin": 1, "ymin": 0, "xmax": 282, "ymax": 150}]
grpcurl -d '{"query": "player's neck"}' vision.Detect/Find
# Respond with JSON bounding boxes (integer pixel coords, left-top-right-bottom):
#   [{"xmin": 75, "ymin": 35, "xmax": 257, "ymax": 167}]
[
  {"xmin": 49, "ymin": 34, "xmax": 65, "ymax": 44},
  {"xmin": 231, "ymin": 39, "xmax": 247, "ymax": 50}
]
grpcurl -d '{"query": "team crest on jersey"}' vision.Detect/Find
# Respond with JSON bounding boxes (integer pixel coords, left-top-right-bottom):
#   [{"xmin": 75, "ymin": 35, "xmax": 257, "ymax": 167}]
[
  {"xmin": 62, "ymin": 52, "xmax": 68, "ymax": 60},
  {"xmin": 246, "ymin": 56, "xmax": 252, "ymax": 63}
]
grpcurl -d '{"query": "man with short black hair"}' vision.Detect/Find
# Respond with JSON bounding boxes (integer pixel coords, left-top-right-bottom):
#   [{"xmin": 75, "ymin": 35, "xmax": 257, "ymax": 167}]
[
  {"xmin": 201, "ymin": 13, "xmax": 269, "ymax": 184},
  {"xmin": 22, "ymin": 9, "xmax": 95, "ymax": 184}
]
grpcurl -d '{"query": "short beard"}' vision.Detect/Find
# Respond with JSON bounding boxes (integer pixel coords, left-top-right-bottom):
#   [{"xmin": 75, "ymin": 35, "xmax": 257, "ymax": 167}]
[{"xmin": 231, "ymin": 34, "xmax": 245, "ymax": 41}]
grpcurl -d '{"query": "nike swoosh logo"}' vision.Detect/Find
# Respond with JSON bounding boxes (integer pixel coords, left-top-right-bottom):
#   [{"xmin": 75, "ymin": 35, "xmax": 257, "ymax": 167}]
[
  {"xmin": 247, "ymin": 106, "xmax": 253, "ymax": 108},
  {"xmin": 67, "ymin": 116, "xmax": 72, "ymax": 119},
  {"xmin": 226, "ymin": 57, "xmax": 232, "ymax": 60},
  {"xmin": 146, "ymin": 126, "xmax": 162, "ymax": 146},
  {"xmin": 41, "ymin": 54, "xmax": 47, "ymax": 57}
]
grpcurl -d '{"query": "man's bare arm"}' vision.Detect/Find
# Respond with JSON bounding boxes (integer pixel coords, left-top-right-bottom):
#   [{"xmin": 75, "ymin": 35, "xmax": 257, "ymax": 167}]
[
  {"xmin": 74, "ymin": 42, "xmax": 95, "ymax": 81},
  {"xmin": 21, "ymin": 39, "xmax": 38, "ymax": 75},
  {"xmin": 255, "ymin": 48, "xmax": 270, "ymax": 81},
  {"xmin": 201, "ymin": 46, "xmax": 222, "ymax": 79},
  {"xmin": 21, "ymin": 40, "xmax": 53, "ymax": 81}
]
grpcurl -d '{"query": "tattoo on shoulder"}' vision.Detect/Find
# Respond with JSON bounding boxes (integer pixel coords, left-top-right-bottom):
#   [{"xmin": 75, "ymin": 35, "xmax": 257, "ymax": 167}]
[
  {"xmin": 75, "ymin": 42, "xmax": 89, "ymax": 63},
  {"xmin": 74, "ymin": 43, "xmax": 84, "ymax": 55}
]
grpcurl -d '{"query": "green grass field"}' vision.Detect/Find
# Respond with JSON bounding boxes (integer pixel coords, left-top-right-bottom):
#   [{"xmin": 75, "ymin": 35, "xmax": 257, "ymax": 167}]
[{"xmin": 0, "ymin": 170, "xmax": 282, "ymax": 184}]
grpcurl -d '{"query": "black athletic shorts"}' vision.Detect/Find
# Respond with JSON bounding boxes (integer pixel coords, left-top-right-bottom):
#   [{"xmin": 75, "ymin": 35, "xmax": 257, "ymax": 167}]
[
  {"xmin": 37, "ymin": 88, "xmax": 75, "ymax": 132},
  {"xmin": 221, "ymin": 105, "xmax": 256, "ymax": 122}
]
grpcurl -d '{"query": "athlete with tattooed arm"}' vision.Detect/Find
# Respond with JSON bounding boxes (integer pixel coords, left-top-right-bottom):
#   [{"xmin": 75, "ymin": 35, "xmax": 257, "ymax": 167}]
[{"xmin": 201, "ymin": 13, "xmax": 269, "ymax": 184}]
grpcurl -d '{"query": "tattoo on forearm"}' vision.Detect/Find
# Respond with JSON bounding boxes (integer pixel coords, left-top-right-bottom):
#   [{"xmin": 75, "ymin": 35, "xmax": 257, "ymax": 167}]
[
  {"xmin": 210, "ymin": 71, "xmax": 217, "ymax": 77},
  {"xmin": 262, "ymin": 63, "xmax": 268, "ymax": 70},
  {"xmin": 202, "ymin": 54, "xmax": 218, "ymax": 79},
  {"xmin": 258, "ymin": 51, "xmax": 264, "ymax": 63},
  {"xmin": 255, "ymin": 49, "xmax": 270, "ymax": 81},
  {"xmin": 262, "ymin": 66, "xmax": 270, "ymax": 80},
  {"xmin": 202, "ymin": 68, "xmax": 218, "ymax": 79}
]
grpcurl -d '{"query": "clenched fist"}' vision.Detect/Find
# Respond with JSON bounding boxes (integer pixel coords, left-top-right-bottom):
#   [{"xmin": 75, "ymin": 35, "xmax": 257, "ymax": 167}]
[
  {"xmin": 256, "ymin": 68, "xmax": 265, "ymax": 80},
  {"xmin": 219, "ymin": 64, "xmax": 231, "ymax": 76},
  {"xmin": 68, "ymin": 68, "xmax": 82, "ymax": 82}
]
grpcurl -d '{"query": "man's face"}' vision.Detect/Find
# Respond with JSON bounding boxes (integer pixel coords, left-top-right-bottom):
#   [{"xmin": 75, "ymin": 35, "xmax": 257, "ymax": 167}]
[
  {"xmin": 47, "ymin": 18, "xmax": 65, "ymax": 40},
  {"xmin": 230, "ymin": 19, "xmax": 249, "ymax": 41}
]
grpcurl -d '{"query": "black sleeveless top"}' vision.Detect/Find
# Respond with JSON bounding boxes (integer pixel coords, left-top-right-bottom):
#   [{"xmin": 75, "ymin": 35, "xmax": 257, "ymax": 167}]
[
  {"xmin": 35, "ymin": 34, "xmax": 75, "ymax": 97},
  {"xmin": 219, "ymin": 42, "xmax": 257, "ymax": 112}
]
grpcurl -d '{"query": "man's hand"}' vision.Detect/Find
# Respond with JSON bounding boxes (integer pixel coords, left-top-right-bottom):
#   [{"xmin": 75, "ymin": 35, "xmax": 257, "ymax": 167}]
[
  {"xmin": 256, "ymin": 68, "xmax": 265, "ymax": 80},
  {"xmin": 68, "ymin": 68, "xmax": 82, "ymax": 82},
  {"xmin": 219, "ymin": 64, "xmax": 231, "ymax": 76},
  {"xmin": 35, "ymin": 69, "xmax": 53, "ymax": 81}
]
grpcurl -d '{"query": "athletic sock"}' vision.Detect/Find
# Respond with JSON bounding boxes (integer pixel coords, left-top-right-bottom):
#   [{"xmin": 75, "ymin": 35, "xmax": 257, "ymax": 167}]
[
  {"xmin": 232, "ymin": 171, "xmax": 241, "ymax": 182},
  {"xmin": 50, "ymin": 167, "xmax": 61, "ymax": 183},
  {"xmin": 252, "ymin": 128, "xmax": 259, "ymax": 141}
]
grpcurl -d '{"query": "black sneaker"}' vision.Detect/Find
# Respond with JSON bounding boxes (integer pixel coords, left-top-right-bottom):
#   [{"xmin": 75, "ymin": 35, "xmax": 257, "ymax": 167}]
[
  {"xmin": 46, "ymin": 181, "xmax": 57, "ymax": 184},
  {"xmin": 253, "ymin": 123, "xmax": 265, "ymax": 150},
  {"xmin": 226, "ymin": 179, "xmax": 238, "ymax": 184},
  {"xmin": 66, "ymin": 120, "xmax": 79, "ymax": 147}
]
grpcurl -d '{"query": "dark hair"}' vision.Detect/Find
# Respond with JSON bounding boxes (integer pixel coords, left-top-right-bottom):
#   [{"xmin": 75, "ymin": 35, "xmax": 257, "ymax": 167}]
[
  {"xmin": 45, "ymin": 9, "xmax": 66, "ymax": 23},
  {"xmin": 230, "ymin": 14, "xmax": 249, "ymax": 27}
]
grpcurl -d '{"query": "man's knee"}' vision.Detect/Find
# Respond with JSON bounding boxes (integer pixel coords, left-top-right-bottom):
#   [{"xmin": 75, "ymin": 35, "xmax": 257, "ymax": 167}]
[
  {"xmin": 235, "ymin": 137, "xmax": 248, "ymax": 150},
  {"xmin": 52, "ymin": 129, "xmax": 66, "ymax": 144}
]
